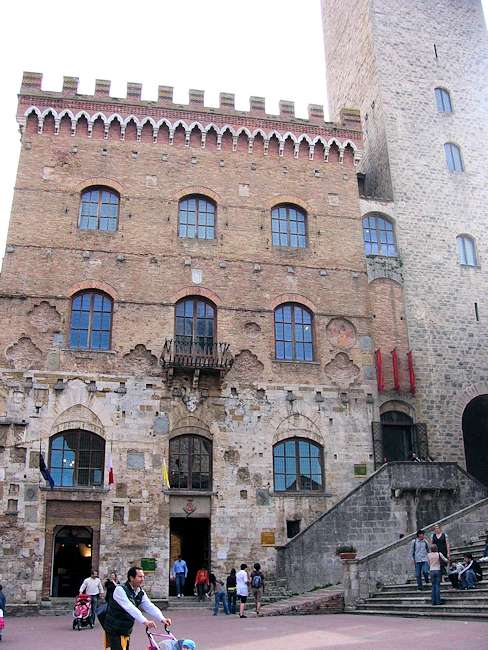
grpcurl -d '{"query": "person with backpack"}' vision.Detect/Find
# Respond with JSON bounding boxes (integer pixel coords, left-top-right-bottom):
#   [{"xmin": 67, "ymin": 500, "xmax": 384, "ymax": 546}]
[
  {"xmin": 250, "ymin": 562, "xmax": 265, "ymax": 616},
  {"xmin": 410, "ymin": 529, "xmax": 430, "ymax": 590},
  {"xmin": 226, "ymin": 568, "xmax": 237, "ymax": 614}
]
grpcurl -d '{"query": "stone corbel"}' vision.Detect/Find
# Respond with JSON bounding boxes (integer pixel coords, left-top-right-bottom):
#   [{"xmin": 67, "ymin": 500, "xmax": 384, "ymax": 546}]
[
  {"xmin": 309, "ymin": 144, "xmax": 315, "ymax": 160},
  {"xmin": 184, "ymin": 130, "xmax": 191, "ymax": 147},
  {"xmin": 248, "ymin": 137, "xmax": 254, "ymax": 154},
  {"xmin": 152, "ymin": 127, "xmax": 158, "ymax": 143},
  {"xmin": 201, "ymin": 132, "xmax": 206, "ymax": 148},
  {"xmin": 339, "ymin": 144, "xmax": 345, "ymax": 164},
  {"xmin": 217, "ymin": 134, "xmax": 222, "ymax": 150},
  {"xmin": 293, "ymin": 142, "xmax": 300, "ymax": 159},
  {"xmin": 87, "ymin": 122, "xmax": 93, "ymax": 138},
  {"xmin": 120, "ymin": 125, "xmax": 126, "ymax": 141},
  {"xmin": 37, "ymin": 120, "xmax": 43, "ymax": 135},
  {"xmin": 54, "ymin": 119, "xmax": 60, "ymax": 135},
  {"xmin": 104, "ymin": 124, "xmax": 110, "ymax": 140},
  {"xmin": 136, "ymin": 126, "xmax": 142, "ymax": 143},
  {"xmin": 70, "ymin": 120, "xmax": 76, "ymax": 136},
  {"xmin": 232, "ymin": 135, "xmax": 238, "ymax": 152},
  {"xmin": 169, "ymin": 129, "xmax": 175, "ymax": 145},
  {"xmin": 263, "ymin": 139, "xmax": 269, "ymax": 156},
  {"xmin": 323, "ymin": 144, "xmax": 330, "ymax": 162}
]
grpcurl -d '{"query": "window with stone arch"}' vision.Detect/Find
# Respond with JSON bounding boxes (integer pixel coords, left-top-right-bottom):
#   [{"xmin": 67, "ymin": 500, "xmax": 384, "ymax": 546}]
[
  {"xmin": 178, "ymin": 195, "xmax": 216, "ymax": 240},
  {"xmin": 362, "ymin": 213, "xmax": 398, "ymax": 257},
  {"xmin": 271, "ymin": 204, "xmax": 307, "ymax": 248},
  {"xmin": 444, "ymin": 142, "xmax": 464, "ymax": 172},
  {"xmin": 435, "ymin": 87, "xmax": 453, "ymax": 113},
  {"xmin": 273, "ymin": 437, "xmax": 324, "ymax": 492},
  {"xmin": 175, "ymin": 296, "xmax": 216, "ymax": 354},
  {"xmin": 49, "ymin": 429, "xmax": 105, "ymax": 487},
  {"xmin": 169, "ymin": 435, "xmax": 212, "ymax": 490},
  {"xmin": 69, "ymin": 290, "xmax": 113, "ymax": 350},
  {"xmin": 79, "ymin": 186, "xmax": 120, "ymax": 231},
  {"xmin": 457, "ymin": 234, "xmax": 478, "ymax": 266},
  {"xmin": 274, "ymin": 303, "xmax": 314, "ymax": 361}
]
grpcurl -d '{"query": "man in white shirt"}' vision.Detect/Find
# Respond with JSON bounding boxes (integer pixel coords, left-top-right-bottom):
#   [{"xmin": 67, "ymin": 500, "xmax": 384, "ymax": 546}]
[
  {"xmin": 236, "ymin": 563, "xmax": 250, "ymax": 619},
  {"xmin": 79, "ymin": 569, "xmax": 104, "ymax": 624},
  {"xmin": 104, "ymin": 566, "xmax": 171, "ymax": 650}
]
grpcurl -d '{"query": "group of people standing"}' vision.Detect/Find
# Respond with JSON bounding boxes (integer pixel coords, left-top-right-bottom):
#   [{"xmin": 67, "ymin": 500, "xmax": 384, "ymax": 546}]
[
  {"xmin": 189, "ymin": 561, "xmax": 265, "ymax": 617},
  {"xmin": 411, "ymin": 525, "xmax": 485, "ymax": 606}
]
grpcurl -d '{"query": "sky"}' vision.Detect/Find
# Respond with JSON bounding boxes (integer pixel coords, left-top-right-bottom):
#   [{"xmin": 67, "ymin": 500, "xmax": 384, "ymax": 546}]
[{"xmin": 1, "ymin": 0, "xmax": 487, "ymax": 260}]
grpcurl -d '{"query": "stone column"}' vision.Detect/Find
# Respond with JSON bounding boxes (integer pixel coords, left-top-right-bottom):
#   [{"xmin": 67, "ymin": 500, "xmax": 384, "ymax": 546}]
[{"xmin": 342, "ymin": 559, "xmax": 360, "ymax": 608}]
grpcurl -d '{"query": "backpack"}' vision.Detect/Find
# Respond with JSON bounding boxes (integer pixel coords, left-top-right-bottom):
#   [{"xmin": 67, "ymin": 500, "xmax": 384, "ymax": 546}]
[{"xmin": 251, "ymin": 573, "xmax": 262, "ymax": 589}]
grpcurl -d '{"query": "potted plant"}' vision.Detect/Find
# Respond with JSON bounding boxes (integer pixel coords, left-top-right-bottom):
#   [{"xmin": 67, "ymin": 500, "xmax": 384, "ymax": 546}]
[{"xmin": 336, "ymin": 544, "xmax": 357, "ymax": 560}]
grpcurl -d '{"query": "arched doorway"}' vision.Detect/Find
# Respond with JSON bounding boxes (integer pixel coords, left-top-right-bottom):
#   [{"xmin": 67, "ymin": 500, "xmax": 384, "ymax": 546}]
[
  {"xmin": 52, "ymin": 526, "xmax": 93, "ymax": 596},
  {"xmin": 462, "ymin": 395, "xmax": 488, "ymax": 486},
  {"xmin": 381, "ymin": 411, "xmax": 414, "ymax": 462}
]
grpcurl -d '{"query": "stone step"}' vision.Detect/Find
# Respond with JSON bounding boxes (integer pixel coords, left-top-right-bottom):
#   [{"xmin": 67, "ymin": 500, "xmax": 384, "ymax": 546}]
[
  {"xmin": 376, "ymin": 588, "xmax": 488, "ymax": 598},
  {"xmin": 357, "ymin": 602, "xmax": 488, "ymax": 614},
  {"xmin": 347, "ymin": 608, "xmax": 488, "ymax": 620},
  {"xmin": 369, "ymin": 596, "xmax": 488, "ymax": 606},
  {"xmin": 381, "ymin": 582, "xmax": 488, "ymax": 592}
]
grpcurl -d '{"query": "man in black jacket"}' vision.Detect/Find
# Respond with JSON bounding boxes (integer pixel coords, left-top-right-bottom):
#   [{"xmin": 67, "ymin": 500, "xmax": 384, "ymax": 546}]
[{"xmin": 104, "ymin": 566, "xmax": 171, "ymax": 650}]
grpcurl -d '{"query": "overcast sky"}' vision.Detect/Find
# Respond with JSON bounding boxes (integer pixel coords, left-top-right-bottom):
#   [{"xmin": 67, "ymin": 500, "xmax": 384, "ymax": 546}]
[{"xmin": 1, "ymin": 0, "xmax": 487, "ymax": 260}]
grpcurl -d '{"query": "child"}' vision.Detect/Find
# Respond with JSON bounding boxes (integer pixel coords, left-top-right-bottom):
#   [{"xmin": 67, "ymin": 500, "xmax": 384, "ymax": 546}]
[{"xmin": 181, "ymin": 642, "xmax": 196, "ymax": 650}]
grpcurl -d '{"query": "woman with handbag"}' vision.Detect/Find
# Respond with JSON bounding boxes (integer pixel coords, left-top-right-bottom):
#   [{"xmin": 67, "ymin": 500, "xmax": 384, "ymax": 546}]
[{"xmin": 427, "ymin": 543, "xmax": 449, "ymax": 605}]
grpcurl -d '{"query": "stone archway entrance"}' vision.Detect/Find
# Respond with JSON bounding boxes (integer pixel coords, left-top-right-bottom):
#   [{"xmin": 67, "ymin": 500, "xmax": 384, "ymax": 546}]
[
  {"xmin": 52, "ymin": 526, "xmax": 93, "ymax": 596},
  {"xmin": 462, "ymin": 395, "xmax": 488, "ymax": 486}
]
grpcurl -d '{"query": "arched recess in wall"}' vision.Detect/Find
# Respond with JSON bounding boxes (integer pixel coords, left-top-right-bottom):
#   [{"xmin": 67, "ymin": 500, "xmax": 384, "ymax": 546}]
[{"xmin": 462, "ymin": 395, "xmax": 488, "ymax": 486}]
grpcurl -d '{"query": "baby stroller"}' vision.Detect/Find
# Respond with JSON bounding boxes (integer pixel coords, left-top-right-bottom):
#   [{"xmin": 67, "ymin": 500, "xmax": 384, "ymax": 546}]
[
  {"xmin": 72, "ymin": 593, "xmax": 93, "ymax": 630},
  {"xmin": 146, "ymin": 625, "xmax": 196, "ymax": 650}
]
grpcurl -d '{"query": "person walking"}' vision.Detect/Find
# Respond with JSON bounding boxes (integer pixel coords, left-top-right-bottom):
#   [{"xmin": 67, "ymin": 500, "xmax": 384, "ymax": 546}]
[
  {"xmin": 79, "ymin": 568, "xmax": 104, "ymax": 625},
  {"xmin": 411, "ymin": 530, "xmax": 430, "ymax": 590},
  {"xmin": 104, "ymin": 566, "xmax": 171, "ymax": 650},
  {"xmin": 0, "ymin": 585, "xmax": 6, "ymax": 642},
  {"xmin": 250, "ymin": 562, "xmax": 265, "ymax": 616},
  {"xmin": 226, "ymin": 568, "xmax": 237, "ymax": 614},
  {"xmin": 236, "ymin": 564, "xmax": 250, "ymax": 619},
  {"xmin": 172, "ymin": 555, "xmax": 188, "ymax": 598},
  {"xmin": 194, "ymin": 565, "xmax": 210, "ymax": 601},
  {"xmin": 104, "ymin": 571, "xmax": 119, "ymax": 605},
  {"xmin": 431, "ymin": 525, "xmax": 450, "ymax": 575},
  {"xmin": 212, "ymin": 577, "xmax": 229, "ymax": 615},
  {"xmin": 427, "ymin": 543, "xmax": 449, "ymax": 605}
]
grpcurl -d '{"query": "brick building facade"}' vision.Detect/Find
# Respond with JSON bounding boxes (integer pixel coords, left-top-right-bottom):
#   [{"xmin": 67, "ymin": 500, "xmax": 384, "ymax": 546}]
[{"xmin": 1, "ymin": 0, "xmax": 486, "ymax": 606}]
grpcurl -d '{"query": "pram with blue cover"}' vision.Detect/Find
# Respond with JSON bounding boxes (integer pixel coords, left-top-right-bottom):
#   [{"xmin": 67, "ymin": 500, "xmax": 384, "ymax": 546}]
[{"xmin": 146, "ymin": 625, "xmax": 196, "ymax": 650}]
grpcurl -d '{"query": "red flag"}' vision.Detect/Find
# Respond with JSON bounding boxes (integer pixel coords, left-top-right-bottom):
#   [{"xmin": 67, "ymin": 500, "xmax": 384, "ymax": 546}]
[
  {"xmin": 407, "ymin": 351, "xmax": 416, "ymax": 395},
  {"xmin": 391, "ymin": 348, "xmax": 400, "ymax": 391},
  {"xmin": 108, "ymin": 453, "xmax": 114, "ymax": 486},
  {"xmin": 375, "ymin": 349, "xmax": 384, "ymax": 393}
]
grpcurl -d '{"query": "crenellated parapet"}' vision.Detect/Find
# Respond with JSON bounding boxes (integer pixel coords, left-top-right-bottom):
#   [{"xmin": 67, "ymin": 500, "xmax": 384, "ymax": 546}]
[{"xmin": 18, "ymin": 72, "xmax": 362, "ymax": 164}]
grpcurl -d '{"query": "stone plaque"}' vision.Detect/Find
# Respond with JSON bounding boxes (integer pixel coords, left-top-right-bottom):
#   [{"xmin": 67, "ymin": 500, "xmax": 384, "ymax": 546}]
[
  {"xmin": 326, "ymin": 318, "xmax": 357, "ymax": 349},
  {"xmin": 261, "ymin": 531, "xmax": 276, "ymax": 546},
  {"xmin": 127, "ymin": 451, "xmax": 145, "ymax": 470},
  {"xmin": 256, "ymin": 488, "xmax": 270, "ymax": 506}
]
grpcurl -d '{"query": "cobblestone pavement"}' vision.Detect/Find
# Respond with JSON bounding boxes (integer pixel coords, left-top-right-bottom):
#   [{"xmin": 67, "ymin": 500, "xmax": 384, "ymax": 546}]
[{"xmin": 3, "ymin": 611, "xmax": 488, "ymax": 650}]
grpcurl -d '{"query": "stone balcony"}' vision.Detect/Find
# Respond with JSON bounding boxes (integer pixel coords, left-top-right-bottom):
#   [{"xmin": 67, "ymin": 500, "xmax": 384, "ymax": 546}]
[{"xmin": 160, "ymin": 337, "xmax": 233, "ymax": 386}]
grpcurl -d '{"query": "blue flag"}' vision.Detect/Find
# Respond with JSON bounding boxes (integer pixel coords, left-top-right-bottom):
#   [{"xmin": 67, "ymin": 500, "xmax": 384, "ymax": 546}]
[{"xmin": 39, "ymin": 452, "xmax": 55, "ymax": 488}]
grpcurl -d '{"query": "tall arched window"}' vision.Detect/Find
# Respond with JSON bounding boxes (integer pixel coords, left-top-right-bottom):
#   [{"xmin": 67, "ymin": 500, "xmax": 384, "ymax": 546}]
[
  {"xmin": 457, "ymin": 235, "xmax": 477, "ymax": 266},
  {"xmin": 169, "ymin": 435, "xmax": 212, "ymax": 490},
  {"xmin": 271, "ymin": 204, "xmax": 307, "ymax": 248},
  {"xmin": 444, "ymin": 143, "xmax": 464, "ymax": 172},
  {"xmin": 70, "ymin": 291, "xmax": 113, "ymax": 350},
  {"xmin": 273, "ymin": 438, "xmax": 324, "ymax": 492},
  {"xmin": 178, "ymin": 195, "xmax": 216, "ymax": 240},
  {"xmin": 175, "ymin": 297, "xmax": 215, "ymax": 354},
  {"xmin": 79, "ymin": 187, "xmax": 119, "ymax": 231},
  {"xmin": 362, "ymin": 214, "xmax": 397, "ymax": 257},
  {"xmin": 435, "ymin": 87, "xmax": 453, "ymax": 113},
  {"xmin": 49, "ymin": 429, "xmax": 105, "ymax": 487},
  {"xmin": 274, "ymin": 303, "xmax": 314, "ymax": 361}
]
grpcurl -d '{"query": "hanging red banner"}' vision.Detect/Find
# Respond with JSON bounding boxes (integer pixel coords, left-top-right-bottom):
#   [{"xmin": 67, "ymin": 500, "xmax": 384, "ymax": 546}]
[
  {"xmin": 407, "ymin": 351, "xmax": 416, "ymax": 395},
  {"xmin": 391, "ymin": 348, "xmax": 400, "ymax": 391},
  {"xmin": 375, "ymin": 349, "xmax": 384, "ymax": 393}
]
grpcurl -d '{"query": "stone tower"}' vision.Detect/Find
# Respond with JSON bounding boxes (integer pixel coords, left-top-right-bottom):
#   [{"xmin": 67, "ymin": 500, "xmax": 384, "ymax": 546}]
[{"xmin": 322, "ymin": 0, "xmax": 488, "ymax": 482}]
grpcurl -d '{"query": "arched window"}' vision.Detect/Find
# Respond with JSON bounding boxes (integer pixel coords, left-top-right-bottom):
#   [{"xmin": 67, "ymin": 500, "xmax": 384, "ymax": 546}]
[
  {"xmin": 70, "ymin": 291, "xmax": 113, "ymax": 350},
  {"xmin": 49, "ymin": 430, "xmax": 105, "ymax": 487},
  {"xmin": 271, "ymin": 204, "xmax": 307, "ymax": 248},
  {"xmin": 444, "ymin": 143, "xmax": 464, "ymax": 172},
  {"xmin": 274, "ymin": 303, "xmax": 314, "ymax": 361},
  {"xmin": 169, "ymin": 435, "xmax": 212, "ymax": 490},
  {"xmin": 362, "ymin": 214, "xmax": 397, "ymax": 257},
  {"xmin": 79, "ymin": 187, "xmax": 119, "ymax": 231},
  {"xmin": 178, "ymin": 195, "xmax": 216, "ymax": 240},
  {"xmin": 273, "ymin": 438, "xmax": 324, "ymax": 492},
  {"xmin": 435, "ymin": 87, "xmax": 453, "ymax": 113},
  {"xmin": 457, "ymin": 235, "xmax": 477, "ymax": 266},
  {"xmin": 175, "ymin": 297, "xmax": 215, "ymax": 354}
]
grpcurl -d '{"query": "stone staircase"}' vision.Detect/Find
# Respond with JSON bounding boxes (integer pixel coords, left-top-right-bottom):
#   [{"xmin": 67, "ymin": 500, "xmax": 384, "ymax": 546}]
[
  {"xmin": 167, "ymin": 577, "xmax": 293, "ymax": 610},
  {"xmin": 348, "ymin": 534, "xmax": 488, "ymax": 620}
]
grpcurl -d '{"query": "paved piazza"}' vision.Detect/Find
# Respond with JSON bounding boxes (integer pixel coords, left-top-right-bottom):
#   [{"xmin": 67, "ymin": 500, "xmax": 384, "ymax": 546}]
[{"xmin": 3, "ymin": 612, "xmax": 488, "ymax": 649}]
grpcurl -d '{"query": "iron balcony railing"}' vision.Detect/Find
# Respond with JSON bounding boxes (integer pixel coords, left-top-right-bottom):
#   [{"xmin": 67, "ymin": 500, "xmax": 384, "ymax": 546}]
[{"xmin": 160, "ymin": 337, "xmax": 234, "ymax": 371}]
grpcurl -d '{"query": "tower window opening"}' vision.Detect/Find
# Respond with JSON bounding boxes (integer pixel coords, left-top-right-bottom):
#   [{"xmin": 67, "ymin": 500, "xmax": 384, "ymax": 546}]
[{"xmin": 475, "ymin": 302, "xmax": 480, "ymax": 322}]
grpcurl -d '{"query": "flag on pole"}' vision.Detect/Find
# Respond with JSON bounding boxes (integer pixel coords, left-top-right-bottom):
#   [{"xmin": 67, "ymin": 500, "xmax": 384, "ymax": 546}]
[
  {"xmin": 39, "ymin": 452, "xmax": 55, "ymax": 489},
  {"xmin": 108, "ymin": 453, "xmax": 114, "ymax": 486},
  {"xmin": 162, "ymin": 457, "xmax": 170, "ymax": 489}
]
